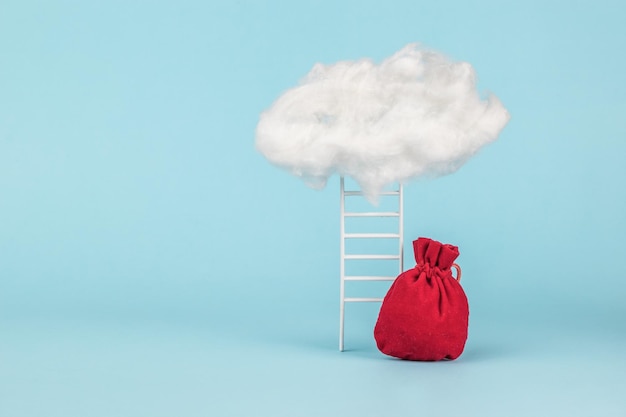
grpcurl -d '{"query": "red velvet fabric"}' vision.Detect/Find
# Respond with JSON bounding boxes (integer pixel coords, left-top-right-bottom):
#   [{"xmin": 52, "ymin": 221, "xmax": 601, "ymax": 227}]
[{"xmin": 374, "ymin": 237, "xmax": 469, "ymax": 361}]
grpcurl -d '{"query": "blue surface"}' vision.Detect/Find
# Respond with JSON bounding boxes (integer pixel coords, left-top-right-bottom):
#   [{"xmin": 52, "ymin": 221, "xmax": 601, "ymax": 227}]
[{"xmin": 1, "ymin": 0, "xmax": 625, "ymax": 416}]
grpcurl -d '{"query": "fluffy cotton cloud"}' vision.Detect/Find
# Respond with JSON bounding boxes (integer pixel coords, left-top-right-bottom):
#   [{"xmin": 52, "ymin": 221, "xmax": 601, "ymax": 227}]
[{"xmin": 256, "ymin": 43, "xmax": 510, "ymax": 201}]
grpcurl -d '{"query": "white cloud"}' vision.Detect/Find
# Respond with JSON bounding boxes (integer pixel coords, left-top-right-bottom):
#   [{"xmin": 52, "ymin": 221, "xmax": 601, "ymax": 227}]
[{"xmin": 256, "ymin": 43, "xmax": 510, "ymax": 202}]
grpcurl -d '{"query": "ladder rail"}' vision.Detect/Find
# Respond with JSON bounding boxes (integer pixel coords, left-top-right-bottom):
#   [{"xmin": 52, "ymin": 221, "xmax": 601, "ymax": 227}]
[
  {"xmin": 339, "ymin": 176, "xmax": 404, "ymax": 352},
  {"xmin": 399, "ymin": 183, "xmax": 404, "ymax": 273},
  {"xmin": 339, "ymin": 177, "xmax": 346, "ymax": 352}
]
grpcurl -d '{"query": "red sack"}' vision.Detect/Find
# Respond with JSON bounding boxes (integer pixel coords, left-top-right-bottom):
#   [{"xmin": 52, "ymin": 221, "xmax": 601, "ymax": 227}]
[{"xmin": 374, "ymin": 237, "xmax": 469, "ymax": 361}]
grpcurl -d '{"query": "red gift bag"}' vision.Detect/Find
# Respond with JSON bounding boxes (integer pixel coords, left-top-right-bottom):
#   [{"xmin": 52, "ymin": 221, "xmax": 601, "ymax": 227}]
[{"xmin": 374, "ymin": 237, "xmax": 469, "ymax": 361}]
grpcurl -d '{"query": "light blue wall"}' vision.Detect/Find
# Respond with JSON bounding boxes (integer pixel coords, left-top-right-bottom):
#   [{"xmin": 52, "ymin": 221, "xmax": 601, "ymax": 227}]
[{"xmin": 1, "ymin": 0, "xmax": 625, "ymax": 416}]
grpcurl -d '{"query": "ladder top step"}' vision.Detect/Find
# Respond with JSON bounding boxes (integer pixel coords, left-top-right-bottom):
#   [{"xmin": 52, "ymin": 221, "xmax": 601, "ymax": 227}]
[
  {"xmin": 344, "ymin": 191, "xmax": 400, "ymax": 196},
  {"xmin": 344, "ymin": 212, "xmax": 400, "ymax": 217}
]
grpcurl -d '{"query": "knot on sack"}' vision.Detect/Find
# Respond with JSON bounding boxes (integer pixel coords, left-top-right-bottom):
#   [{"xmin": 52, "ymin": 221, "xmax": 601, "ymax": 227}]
[
  {"xmin": 415, "ymin": 262, "xmax": 438, "ymax": 278},
  {"xmin": 415, "ymin": 262, "xmax": 458, "ymax": 282}
]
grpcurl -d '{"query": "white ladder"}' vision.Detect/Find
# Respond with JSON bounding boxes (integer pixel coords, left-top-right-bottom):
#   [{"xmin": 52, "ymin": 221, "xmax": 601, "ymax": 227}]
[{"xmin": 339, "ymin": 176, "xmax": 404, "ymax": 351}]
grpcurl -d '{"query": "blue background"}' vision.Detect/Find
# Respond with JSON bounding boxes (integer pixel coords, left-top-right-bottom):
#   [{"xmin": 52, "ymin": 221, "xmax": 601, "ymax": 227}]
[{"xmin": 1, "ymin": 0, "xmax": 625, "ymax": 416}]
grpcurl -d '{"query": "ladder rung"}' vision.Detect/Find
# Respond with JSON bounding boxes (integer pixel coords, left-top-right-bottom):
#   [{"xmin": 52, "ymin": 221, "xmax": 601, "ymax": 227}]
[
  {"xmin": 344, "ymin": 233, "xmax": 400, "ymax": 239},
  {"xmin": 343, "ymin": 276, "xmax": 396, "ymax": 281},
  {"xmin": 344, "ymin": 212, "xmax": 399, "ymax": 217},
  {"xmin": 344, "ymin": 254, "xmax": 400, "ymax": 260},
  {"xmin": 344, "ymin": 191, "xmax": 400, "ymax": 196},
  {"xmin": 344, "ymin": 297, "xmax": 384, "ymax": 302}
]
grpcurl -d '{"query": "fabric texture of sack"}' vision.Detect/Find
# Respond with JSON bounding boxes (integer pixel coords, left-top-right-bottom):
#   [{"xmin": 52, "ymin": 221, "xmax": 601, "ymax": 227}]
[{"xmin": 374, "ymin": 237, "xmax": 469, "ymax": 361}]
